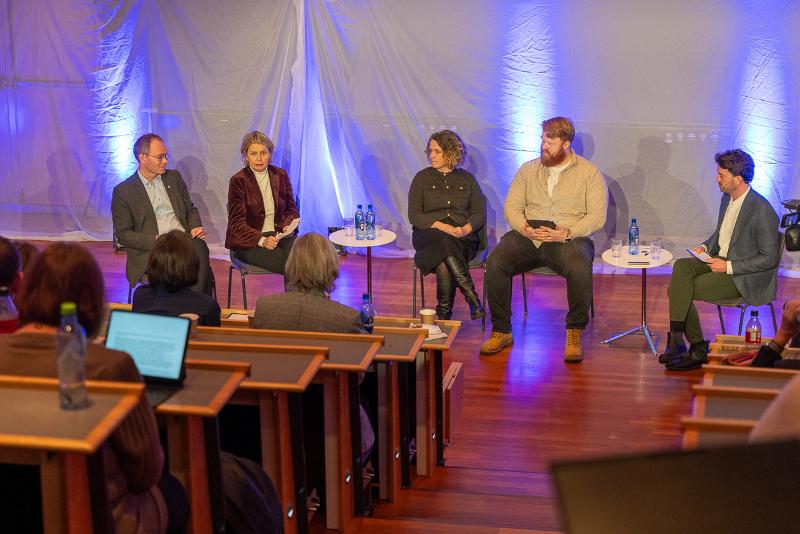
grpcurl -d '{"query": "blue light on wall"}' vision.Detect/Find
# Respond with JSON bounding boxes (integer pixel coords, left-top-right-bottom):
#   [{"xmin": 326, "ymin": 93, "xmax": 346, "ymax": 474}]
[
  {"xmin": 499, "ymin": 4, "xmax": 559, "ymax": 170},
  {"xmin": 735, "ymin": 6, "xmax": 793, "ymax": 206}
]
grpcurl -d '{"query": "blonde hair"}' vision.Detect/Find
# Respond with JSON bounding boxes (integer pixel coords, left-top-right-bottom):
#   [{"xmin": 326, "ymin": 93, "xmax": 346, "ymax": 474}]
[
  {"xmin": 240, "ymin": 131, "xmax": 275, "ymax": 160},
  {"xmin": 285, "ymin": 233, "xmax": 339, "ymax": 293}
]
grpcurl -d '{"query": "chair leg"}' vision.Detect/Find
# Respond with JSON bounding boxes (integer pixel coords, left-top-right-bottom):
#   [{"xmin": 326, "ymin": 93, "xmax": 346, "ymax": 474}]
[
  {"xmin": 717, "ymin": 305, "xmax": 726, "ymax": 335},
  {"xmin": 736, "ymin": 306, "xmax": 747, "ymax": 336},
  {"xmin": 419, "ymin": 270, "xmax": 426, "ymax": 310},
  {"xmin": 521, "ymin": 274, "xmax": 528, "ymax": 314},
  {"xmin": 240, "ymin": 272, "xmax": 248, "ymax": 309},
  {"xmin": 769, "ymin": 302, "xmax": 778, "ymax": 334},
  {"xmin": 127, "ymin": 284, "xmax": 133, "ymax": 305},
  {"xmin": 590, "ymin": 293, "xmax": 595, "ymax": 319},
  {"xmin": 412, "ymin": 265, "xmax": 417, "ymax": 317},
  {"xmin": 227, "ymin": 265, "xmax": 233, "ymax": 308},
  {"xmin": 481, "ymin": 265, "xmax": 486, "ymax": 332}
]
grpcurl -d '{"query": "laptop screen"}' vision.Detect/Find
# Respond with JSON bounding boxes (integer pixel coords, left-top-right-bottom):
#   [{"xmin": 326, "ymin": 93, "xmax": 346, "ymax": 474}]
[{"xmin": 105, "ymin": 310, "xmax": 190, "ymax": 381}]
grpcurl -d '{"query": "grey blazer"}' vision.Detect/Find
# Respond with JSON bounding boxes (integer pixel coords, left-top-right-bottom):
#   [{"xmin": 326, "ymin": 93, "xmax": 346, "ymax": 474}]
[
  {"xmin": 703, "ymin": 188, "xmax": 780, "ymax": 306},
  {"xmin": 112, "ymin": 169, "xmax": 202, "ymax": 285},
  {"xmin": 252, "ymin": 290, "xmax": 364, "ymax": 333}
]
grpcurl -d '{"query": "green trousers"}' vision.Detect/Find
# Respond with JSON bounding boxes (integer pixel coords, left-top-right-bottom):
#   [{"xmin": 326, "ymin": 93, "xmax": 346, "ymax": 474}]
[{"xmin": 668, "ymin": 257, "xmax": 741, "ymax": 343}]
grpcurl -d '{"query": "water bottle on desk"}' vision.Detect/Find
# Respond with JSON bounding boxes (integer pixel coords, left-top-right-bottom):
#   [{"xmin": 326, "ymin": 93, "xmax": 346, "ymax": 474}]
[
  {"xmin": 355, "ymin": 204, "xmax": 365, "ymax": 240},
  {"xmin": 365, "ymin": 204, "xmax": 376, "ymax": 240},
  {"xmin": 628, "ymin": 218, "xmax": 639, "ymax": 255},
  {"xmin": 359, "ymin": 293, "xmax": 375, "ymax": 333},
  {"xmin": 745, "ymin": 310, "xmax": 762, "ymax": 346},
  {"xmin": 56, "ymin": 302, "xmax": 89, "ymax": 410},
  {"xmin": 0, "ymin": 287, "xmax": 19, "ymax": 333}
]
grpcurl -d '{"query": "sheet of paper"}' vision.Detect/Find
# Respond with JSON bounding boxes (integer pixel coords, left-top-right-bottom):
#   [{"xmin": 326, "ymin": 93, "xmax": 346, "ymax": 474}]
[
  {"xmin": 687, "ymin": 247, "xmax": 713, "ymax": 262},
  {"xmin": 277, "ymin": 218, "xmax": 301, "ymax": 240}
]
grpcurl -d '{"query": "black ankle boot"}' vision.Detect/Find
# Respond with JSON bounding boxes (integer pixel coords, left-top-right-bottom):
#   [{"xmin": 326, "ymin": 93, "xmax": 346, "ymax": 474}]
[
  {"xmin": 443, "ymin": 256, "xmax": 484, "ymax": 320},
  {"xmin": 658, "ymin": 331, "xmax": 687, "ymax": 364},
  {"xmin": 434, "ymin": 273, "xmax": 456, "ymax": 320},
  {"xmin": 666, "ymin": 340, "xmax": 709, "ymax": 371}
]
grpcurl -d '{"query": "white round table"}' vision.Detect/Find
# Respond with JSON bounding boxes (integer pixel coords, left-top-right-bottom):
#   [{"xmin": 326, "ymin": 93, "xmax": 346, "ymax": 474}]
[
  {"xmin": 600, "ymin": 245, "xmax": 673, "ymax": 355},
  {"xmin": 329, "ymin": 229, "xmax": 397, "ymax": 301}
]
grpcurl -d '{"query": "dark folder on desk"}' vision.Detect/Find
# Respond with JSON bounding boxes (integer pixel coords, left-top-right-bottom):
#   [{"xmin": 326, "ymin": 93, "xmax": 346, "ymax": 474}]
[
  {"xmin": 105, "ymin": 310, "xmax": 190, "ymax": 406},
  {"xmin": 552, "ymin": 440, "xmax": 800, "ymax": 534}
]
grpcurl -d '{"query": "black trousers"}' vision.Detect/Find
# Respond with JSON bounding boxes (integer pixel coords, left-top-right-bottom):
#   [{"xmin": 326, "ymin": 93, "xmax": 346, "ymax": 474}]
[
  {"xmin": 231, "ymin": 235, "xmax": 296, "ymax": 274},
  {"xmin": 191, "ymin": 237, "xmax": 212, "ymax": 295},
  {"xmin": 485, "ymin": 231, "xmax": 594, "ymax": 333}
]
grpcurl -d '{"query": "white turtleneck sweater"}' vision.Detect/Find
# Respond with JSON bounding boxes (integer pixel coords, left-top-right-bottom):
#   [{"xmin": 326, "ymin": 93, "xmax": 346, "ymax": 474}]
[{"xmin": 252, "ymin": 168, "xmax": 276, "ymax": 247}]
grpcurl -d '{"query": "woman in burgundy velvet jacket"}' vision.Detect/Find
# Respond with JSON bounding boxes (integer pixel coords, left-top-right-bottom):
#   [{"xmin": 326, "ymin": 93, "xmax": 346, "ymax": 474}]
[{"xmin": 224, "ymin": 131, "xmax": 300, "ymax": 273}]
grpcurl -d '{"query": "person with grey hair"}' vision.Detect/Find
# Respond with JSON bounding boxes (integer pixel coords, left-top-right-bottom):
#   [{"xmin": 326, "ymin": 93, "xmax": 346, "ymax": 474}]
[
  {"xmin": 225, "ymin": 130, "xmax": 300, "ymax": 273},
  {"xmin": 252, "ymin": 232, "xmax": 360, "ymax": 332}
]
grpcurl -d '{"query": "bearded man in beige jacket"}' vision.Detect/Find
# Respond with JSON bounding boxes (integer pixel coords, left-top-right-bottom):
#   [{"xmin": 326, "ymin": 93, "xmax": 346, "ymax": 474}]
[{"xmin": 480, "ymin": 117, "xmax": 608, "ymax": 361}]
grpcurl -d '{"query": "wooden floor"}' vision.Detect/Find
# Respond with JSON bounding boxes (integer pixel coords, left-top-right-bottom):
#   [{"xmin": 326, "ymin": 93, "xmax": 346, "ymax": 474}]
[{"xmin": 77, "ymin": 241, "xmax": 799, "ymax": 533}]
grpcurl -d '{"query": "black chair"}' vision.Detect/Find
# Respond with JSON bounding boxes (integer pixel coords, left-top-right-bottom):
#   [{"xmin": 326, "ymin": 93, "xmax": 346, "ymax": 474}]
[
  {"xmin": 411, "ymin": 226, "xmax": 488, "ymax": 331},
  {"xmin": 520, "ymin": 266, "xmax": 595, "ymax": 318},
  {"xmin": 702, "ymin": 231, "xmax": 784, "ymax": 335},
  {"xmin": 227, "ymin": 253, "xmax": 282, "ymax": 309}
]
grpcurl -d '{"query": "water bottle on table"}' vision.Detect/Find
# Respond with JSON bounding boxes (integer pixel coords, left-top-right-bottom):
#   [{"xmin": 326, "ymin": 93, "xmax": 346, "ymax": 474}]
[
  {"xmin": 56, "ymin": 301, "xmax": 89, "ymax": 410},
  {"xmin": 355, "ymin": 204, "xmax": 365, "ymax": 240},
  {"xmin": 628, "ymin": 218, "xmax": 639, "ymax": 255},
  {"xmin": 360, "ymin": 293, "xmax": 375, "ymax": 333},
  {"xmin": 0, "ymin": 287, "xmax": 19, "ymax": 333},
  {"xmin": 745, "ymin": 310, "xmax": 761, "ymax": 346},
  {"xmin": 366, "ymin": 204, "xmax": 376, "ymax": 240}
]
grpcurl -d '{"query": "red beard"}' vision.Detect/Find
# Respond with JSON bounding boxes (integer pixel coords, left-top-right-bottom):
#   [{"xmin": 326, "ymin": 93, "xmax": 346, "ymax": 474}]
[{"xmin": 541, "ymin": 146, "xmax": 569, "ymax": 167}]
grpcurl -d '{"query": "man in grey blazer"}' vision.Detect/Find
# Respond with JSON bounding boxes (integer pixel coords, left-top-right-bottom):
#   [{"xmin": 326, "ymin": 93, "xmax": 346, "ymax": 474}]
[
  {"xmin": 112, "ymin": 133, "xmax": 212, "ymax": 295},
  {"xmin": 661, "ymin": 149, "xmax": 780, "ymax": 371}
]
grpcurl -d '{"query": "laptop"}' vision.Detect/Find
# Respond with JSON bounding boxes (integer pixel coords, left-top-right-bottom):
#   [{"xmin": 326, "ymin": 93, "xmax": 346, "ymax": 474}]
[
  {"xmin": 551, "ymin": 440, "xmax": 800, "ymax": 534},
  {"xmin": 105, "ymin": 310, "xmax": 191, "ymax": 407}
]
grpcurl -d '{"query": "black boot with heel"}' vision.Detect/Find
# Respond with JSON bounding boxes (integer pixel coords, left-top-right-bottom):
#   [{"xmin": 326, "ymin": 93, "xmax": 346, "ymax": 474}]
[{"xmin": 443, "ymin": 256, "xmax": 484, "ymax": 320}]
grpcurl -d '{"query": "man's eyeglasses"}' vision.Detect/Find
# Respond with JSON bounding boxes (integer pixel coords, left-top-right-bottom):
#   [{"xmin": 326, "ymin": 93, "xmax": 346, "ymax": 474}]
[{"xmin": 144, "ymin": 153, "xmax": 169, "ymax": 162}]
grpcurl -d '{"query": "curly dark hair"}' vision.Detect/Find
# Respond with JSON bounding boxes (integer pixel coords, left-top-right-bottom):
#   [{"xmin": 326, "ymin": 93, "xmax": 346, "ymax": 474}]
[
  {"xmin": 714, "ymin": 149, "xmax": 755, "ymax": 183},
  {"xmin": 426, "ymin": 130, "xmax": 466, "ymax": 169}
]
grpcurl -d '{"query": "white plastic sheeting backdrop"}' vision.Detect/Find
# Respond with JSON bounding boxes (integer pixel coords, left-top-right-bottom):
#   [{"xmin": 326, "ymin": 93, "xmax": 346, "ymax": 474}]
[{"xmin": 1, "ymin": 0, "xmax": 799, "ymax": 266}]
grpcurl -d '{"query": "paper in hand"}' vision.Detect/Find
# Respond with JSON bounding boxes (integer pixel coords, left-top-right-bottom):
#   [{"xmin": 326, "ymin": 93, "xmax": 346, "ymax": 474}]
[
  {"xmin": 688, "ymin": 247, "xmax": 713, "ymax": 262},
  {"xmin": 276, "ymin": 218, "xmax": 300, "ymax": 240}
]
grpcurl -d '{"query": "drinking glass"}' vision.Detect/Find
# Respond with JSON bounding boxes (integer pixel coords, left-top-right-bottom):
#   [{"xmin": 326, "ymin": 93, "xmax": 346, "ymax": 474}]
[
  {"xmin": 651, "ymin": 238, "xmax": 662, "ymax": 260},
  {"xmin": 375, "ymin": 217, "xmax": 384, "ymax": 237},
  {"xmin": 611, "ymin": 238, "xmax": 623, "ymax": 258},
  {"xmin": 344, "ymin": 217, "xmax": 354, "ymax": 237}
]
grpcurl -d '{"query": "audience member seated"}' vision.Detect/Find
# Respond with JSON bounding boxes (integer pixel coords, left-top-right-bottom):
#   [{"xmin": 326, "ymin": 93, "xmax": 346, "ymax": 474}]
[
  {"xmin": 12, "ymin": 240, "xmax": 39, "ymax": 277},
  {"xmin": 0, "ymin": 235, "xmax": 22, "ymax": 298},
  {"xmin": 220, "ymin": 233, "xmax": 373, "ymax": 502},
  {"xmin": 225, "ymin": 130, "xmax": 300, "ymax": 274},
  {"xmin": 0, "ymin": 242, "xmax": 188, "ymax": 534},
  {"xmin": 133, "ymin": 229, "xmax": 221, "ymax": 326}
]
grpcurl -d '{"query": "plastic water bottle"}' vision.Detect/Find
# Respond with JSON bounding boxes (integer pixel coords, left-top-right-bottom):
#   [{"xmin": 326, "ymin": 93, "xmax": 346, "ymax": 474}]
[
  {"xmin": 365, "ymin": 204, "xmax": 376, "ymax": 240},
  {"xmin": 628, "ymin": 218, "xmax": 639, "ymax": 255},
  {"xmin": 355, "ymin": 204, "xmax": 365, "ymax": 240},
  {"xmin": 745, "ymin": 310, "xmax": 762, "ymax": 346},
  {"xmin": 359, "ymin": 293, "xmax": 375, "ymax": 333},
  {"xmin": 0, "ymin": 287, "xmax": 19, "ymax": 334},
  {"xmin": 56, "ymin": 302, "xmax": 89, "ymax": 410}
]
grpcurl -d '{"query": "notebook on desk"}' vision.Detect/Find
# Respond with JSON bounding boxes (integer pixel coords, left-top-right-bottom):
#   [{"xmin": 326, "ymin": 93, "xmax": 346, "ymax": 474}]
[
  {"xmin": 105, "ymin": 310, "xmax": 190, "ymax": 407},
  {"xmin": 551, "ymin": 440, "xmax": 800, "ymax": 534}
]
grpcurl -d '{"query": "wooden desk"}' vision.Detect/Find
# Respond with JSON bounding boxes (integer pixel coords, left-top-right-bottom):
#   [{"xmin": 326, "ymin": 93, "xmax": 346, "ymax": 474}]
[
  {"xmin": 701, "ymin": 364, "xmax": 799, "ymax": 389},
  {"xmin": 0, "ymin": 375, "xmax": 143, "ymax": 534},
  {"xmin": 186, "ymin": 344, "xmax": 325, "ymax": 534},
  {"xmin": 194, "ymin": 326, "xmax": 424, "ymax": 503},
  {"xmin": 374, "ymin": 316, "xmax": 461, "ymax": 476},
  {"xmin": 156, "ymin": 361, "xmax": 249, "ymax": 534},
  {"xmin": 191, "ymin": 330, "xmax": 380, "ymax": 531}
]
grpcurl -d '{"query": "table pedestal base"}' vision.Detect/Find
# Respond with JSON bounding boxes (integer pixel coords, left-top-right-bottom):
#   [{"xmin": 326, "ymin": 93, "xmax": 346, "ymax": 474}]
[{"xmin": 600, "ymin": 266, "xmax": 660, "ymax": 356}]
